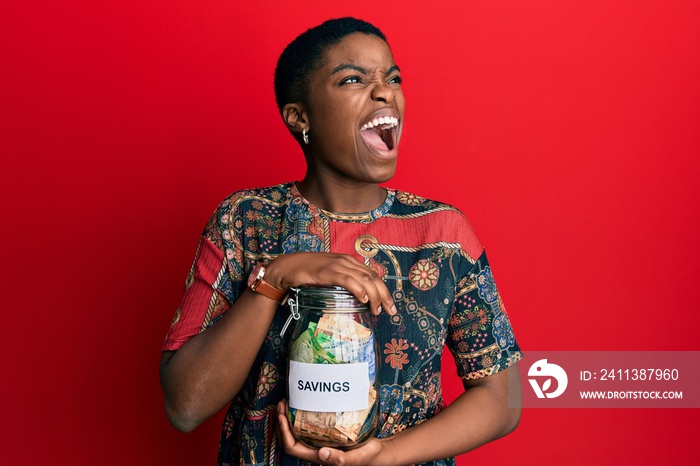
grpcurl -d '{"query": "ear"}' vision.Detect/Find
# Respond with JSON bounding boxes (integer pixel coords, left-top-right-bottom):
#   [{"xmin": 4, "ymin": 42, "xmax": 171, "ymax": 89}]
[{"xmin": 282, "ymin": 103, "xmax": 309, "ymax": 136}]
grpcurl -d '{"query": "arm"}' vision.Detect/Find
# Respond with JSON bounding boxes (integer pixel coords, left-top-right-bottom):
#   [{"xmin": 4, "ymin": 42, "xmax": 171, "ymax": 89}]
[
  {"xmin": 160, "ymin": 252, "xmax": 396, "ymax": 433},
  {"xmin": 160, "ymin": 287, "xmax": 278, "ymax": 432},
  {"xmin": 379, "ymin": 365, "xmax": 521, "ymax": 464},
  {"xmin": 277, "ymin": 365, "xmax": 521, "ymax": 465}
]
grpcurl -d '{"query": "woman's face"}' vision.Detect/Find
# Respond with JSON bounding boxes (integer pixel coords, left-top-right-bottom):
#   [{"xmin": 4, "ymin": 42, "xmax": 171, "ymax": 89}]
[{"xmin": 304, "ymin": 32, "xmax": 405, "ymax": 185}]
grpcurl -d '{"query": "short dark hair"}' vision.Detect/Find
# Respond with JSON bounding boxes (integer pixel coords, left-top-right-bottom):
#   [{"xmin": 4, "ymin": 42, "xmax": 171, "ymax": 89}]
[{"xmin": 273, "ymin": 17, "xmax": 387, "ymax": 114}]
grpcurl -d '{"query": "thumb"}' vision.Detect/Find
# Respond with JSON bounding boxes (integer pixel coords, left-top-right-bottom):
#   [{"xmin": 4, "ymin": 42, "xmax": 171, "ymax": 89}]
[
  {"xmin": 318, "ymin": 448, "xmax": 331, "ymax": 461},
  {"xmin": 317, "ymin": 446, "xmax": 349, "ymax": 465}
]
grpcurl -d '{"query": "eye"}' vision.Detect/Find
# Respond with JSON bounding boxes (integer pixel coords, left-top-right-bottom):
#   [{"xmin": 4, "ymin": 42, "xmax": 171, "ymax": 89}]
[
  {"xmin": 388, "ymin": 75, "xmax": 402, "ymax": 85},
  {"xmin": 340, "ymin": 76, "xmax": 362, "ymax": 85}
]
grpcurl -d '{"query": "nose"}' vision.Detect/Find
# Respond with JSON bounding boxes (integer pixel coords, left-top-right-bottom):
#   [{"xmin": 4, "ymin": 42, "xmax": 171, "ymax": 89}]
[{"xmin": 370, "ymin": 82, "xmax": 395, "ymax": 103}]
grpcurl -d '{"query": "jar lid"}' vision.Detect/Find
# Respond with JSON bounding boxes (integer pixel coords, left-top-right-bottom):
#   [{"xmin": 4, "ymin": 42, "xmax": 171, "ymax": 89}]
[{"xmin": 294, "ymin": 286, "xmax": 369, "ymax": 311}]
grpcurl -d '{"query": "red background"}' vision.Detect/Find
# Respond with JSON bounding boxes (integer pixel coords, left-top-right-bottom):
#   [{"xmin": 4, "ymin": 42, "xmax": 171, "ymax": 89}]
[{"xmin": 2, "ymin": 1, "xmax": 699, "ymax": 464}]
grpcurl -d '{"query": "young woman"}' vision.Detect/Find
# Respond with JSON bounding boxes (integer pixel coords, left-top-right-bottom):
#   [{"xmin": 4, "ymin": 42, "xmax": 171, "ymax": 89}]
[{"xmin": 160, "ymin": 17, "xmax": 522, "ymax": 466}]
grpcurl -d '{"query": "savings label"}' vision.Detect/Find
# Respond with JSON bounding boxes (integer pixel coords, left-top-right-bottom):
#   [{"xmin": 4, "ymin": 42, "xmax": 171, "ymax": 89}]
[{"xmin": 289, "ymin": 361, "xmax": 370, "ymax": 412}]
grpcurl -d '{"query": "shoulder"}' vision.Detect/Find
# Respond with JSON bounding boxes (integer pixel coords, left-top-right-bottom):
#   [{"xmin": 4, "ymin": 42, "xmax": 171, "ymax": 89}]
[
  {"xmin": 216, "ymin": 182, "xmax": 292, "ymax": 214},
  {"xmin": 389, "ymin": 188, "xmax": 484, "ymax": 261},
  {"xmin": 202, "ymin": 182, "xmax": 292, "ymax": 239}
]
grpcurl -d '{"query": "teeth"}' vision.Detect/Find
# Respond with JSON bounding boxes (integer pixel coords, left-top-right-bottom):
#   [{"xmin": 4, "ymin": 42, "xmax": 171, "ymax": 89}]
[{"xmin": 361, "ymin": 116, "xmax": 399, "ymax": 131}]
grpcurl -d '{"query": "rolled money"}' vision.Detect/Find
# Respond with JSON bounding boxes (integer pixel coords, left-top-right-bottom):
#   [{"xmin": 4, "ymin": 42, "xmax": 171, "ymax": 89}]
[
  {"xmin": 316, "ymin": 314, "xmax": 371, "ymax": 342},
  {"xmin": 294, "ymin": 409, "xmax": 336, "ymax": 429},
  {"xmin": 334, "ymin": 387, "xmax": 377, "ymax": 441},
  {"xmin": 334, "ymin": 412, "xmax": 364, "ymax": 442},
  {"xmin": 294, "ymin": 420, "xmax": 351, "ymax": 443},
  {"xmin": 294, "ymin": 410, "xmax": 350, "ymax": 444}
]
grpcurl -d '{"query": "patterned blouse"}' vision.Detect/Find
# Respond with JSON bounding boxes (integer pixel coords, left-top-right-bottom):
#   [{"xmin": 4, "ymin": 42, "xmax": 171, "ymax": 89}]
[{"xmin": 163, "ymin": 182, "xmax": 522, "ymax": 466}]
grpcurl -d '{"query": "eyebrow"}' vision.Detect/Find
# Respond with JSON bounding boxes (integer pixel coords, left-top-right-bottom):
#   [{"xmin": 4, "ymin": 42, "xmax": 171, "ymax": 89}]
[{"xmin": 330, "ymin": 64, "xmax": 401, "ymax": 76}]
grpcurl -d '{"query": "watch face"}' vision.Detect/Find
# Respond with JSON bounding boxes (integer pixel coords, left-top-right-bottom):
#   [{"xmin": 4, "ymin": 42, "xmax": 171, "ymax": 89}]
[
  {"xmin": 248, "ymin": 263, "xmax": 264, "ymax": 288},
  {"xmin": 246, "ymin": 262, "xmax": 285, "ymax": 301}
]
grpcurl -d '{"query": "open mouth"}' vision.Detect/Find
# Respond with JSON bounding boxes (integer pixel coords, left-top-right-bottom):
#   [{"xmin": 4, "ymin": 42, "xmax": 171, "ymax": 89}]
[{"xmin": 360, "ymin": 116, "xmax": 399, "ymax": 152}]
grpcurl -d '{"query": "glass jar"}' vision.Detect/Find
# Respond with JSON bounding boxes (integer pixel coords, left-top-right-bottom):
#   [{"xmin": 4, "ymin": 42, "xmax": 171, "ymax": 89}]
[{"xmin": 285, "ymin": 286, "xmax": 380, "ymax": 449}]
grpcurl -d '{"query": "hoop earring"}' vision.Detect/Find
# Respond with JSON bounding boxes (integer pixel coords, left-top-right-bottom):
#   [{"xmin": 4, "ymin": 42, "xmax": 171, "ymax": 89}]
[{"xmin": 302, "ymin": 128, "xmax": 309, "ymax": 145}]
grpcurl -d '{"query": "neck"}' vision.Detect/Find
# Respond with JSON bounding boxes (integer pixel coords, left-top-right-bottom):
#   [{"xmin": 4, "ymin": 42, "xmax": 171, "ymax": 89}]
[{"xmin": 295, "ymin": 176, "xmax": 387, "ymax": 213}]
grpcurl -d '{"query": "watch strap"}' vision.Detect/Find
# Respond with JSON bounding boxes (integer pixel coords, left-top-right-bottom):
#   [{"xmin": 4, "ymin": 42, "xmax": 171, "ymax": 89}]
[{"xmin": 250, "ymin": 277, "xmax": 287, "ymax": 302}]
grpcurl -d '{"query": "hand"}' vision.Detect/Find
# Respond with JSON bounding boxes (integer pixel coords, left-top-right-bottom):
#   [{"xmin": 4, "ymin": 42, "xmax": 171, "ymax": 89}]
[
  {"xmin": 265, "ymin": 252, "xmax": 396, "ymax": 316},
  {"xmin": 276, "ymin": 400, "xmax": 389, "ymax": 465}
]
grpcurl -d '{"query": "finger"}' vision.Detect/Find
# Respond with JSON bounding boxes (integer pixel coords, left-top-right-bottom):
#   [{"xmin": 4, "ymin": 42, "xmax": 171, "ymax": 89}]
[
  {"xmin": 301, "ymin": 253, "xmax": 372, "ymax": 291},
  {"xmin": 332, "ymin": 256, "xmax": 394, "ymax": 315},
  {"xmin": 276, "ymin": 400, "xmax": 299, "ymax": 450},
  {"xmin": 276, "ymin": 400, "xmax": 320, "ymax": 462},
  {"xmin": 318, "ymin": 447, "xmax": 341, "ymax": 464},
  {"xmin": 273, "ymin": 252, "xmax": 368, "ymax": 289},
  {"xmin": 349, "ymin": 267, "xmax": 395, "ymax": 316},
  {"xmin": 294, "ymin": 253, "xmax": 395, "ymax": 315},
  {"xmin": 376, "ymin": 279, "xmax": 397, "ymax": 315},
  {"xmin": 358, "ymin": 273, "xmax": 386, "ymax": 316},
  {"xmin": 321, "ymin": 439, "xmax": 383, "ymax": 465},
  {"xmin": 327, "ymin": 271, "xmax": 373, "ymax": 305},
  {"xmin": 276, "ymin": 401, "xmax": 293, "ymax": 442},
  {"xmin": 332, "ymin": 272, "xmax": 386, "ymax": 316},
  {"xmin": 339, "ymin": 255, "xmax": 396, "ymax": 315}
]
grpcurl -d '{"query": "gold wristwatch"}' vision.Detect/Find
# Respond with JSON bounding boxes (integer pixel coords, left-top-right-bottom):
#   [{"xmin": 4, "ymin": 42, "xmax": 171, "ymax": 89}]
[{"xmin": 247, "ymin": 262, "xmax": 286, "ymax": 302}]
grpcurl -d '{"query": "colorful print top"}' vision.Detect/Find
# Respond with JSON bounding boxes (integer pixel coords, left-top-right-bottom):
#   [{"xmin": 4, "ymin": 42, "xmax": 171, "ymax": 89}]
[{"xmin": 163, "ymin": 182, "xmax": 522, "ymax": 466}]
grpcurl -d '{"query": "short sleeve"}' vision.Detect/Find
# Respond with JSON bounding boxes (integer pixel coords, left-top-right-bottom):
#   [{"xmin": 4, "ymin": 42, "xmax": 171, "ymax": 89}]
[
  {"xmin": 162, "ymin": 200, "xmax": 246, "ymax": 351},
  {"xmin": 446, "ymin": 250, "xmax": 522, "ymax": 380}
]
